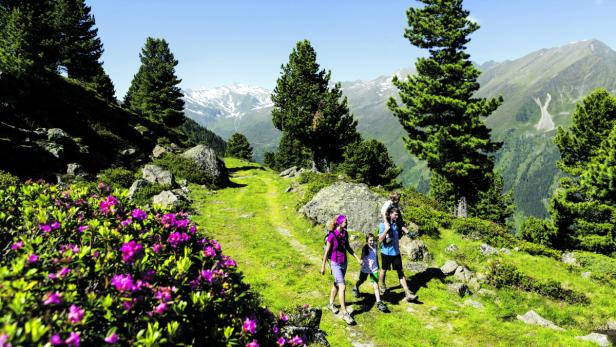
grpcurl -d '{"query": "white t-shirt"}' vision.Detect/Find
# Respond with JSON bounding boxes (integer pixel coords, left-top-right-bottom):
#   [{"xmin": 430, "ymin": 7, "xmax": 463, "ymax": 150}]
[{"xmin": 381, "ymin": 200, "xmax": 399, "ymax": 217}]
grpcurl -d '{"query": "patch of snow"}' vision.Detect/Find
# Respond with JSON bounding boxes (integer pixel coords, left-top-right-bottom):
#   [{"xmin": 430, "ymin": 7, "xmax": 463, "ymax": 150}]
[{"xmin": 534, "ymin": 93, "xmax": 556, "ymax": 131}]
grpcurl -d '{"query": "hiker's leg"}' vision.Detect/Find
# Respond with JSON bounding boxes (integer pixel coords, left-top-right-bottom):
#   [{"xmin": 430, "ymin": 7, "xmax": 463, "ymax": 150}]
[
  {"xmin": 379, "ymin": 269, "xmax": 386, "ymax": 287},
  {"xmin": 397, "ymin": 269, "xmax": 411, "ymax": 293},
  {"xmin": 372, "ymin": 281, "xmax": 382, "ymax": 302},
  {"xmin": 329, "ymin": 284, "xmax": 338, "ymax": 304},
  {"xmin": 356, "ymin": 272, "xmax": 367, "ymax": 289},
  {"xmin": 337, "ymin": 283, "xmax": 348, "ymax": 312}
]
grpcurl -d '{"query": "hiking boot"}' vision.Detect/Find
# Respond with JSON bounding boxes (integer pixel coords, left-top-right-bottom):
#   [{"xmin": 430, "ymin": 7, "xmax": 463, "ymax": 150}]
[
  {"xmin": 326, "ymin": 303, "xmax": 339, "ymax": 314},
  {"xmin": 351, "ymin": 286, "xmax": 360, "ymax": 298},
  {"xmin": 405, "ymin": 292, "xmax": 418, "ymax": 302},
  {"xmin": 342, "ymin": 312, "xmax": 355, "ymax": 325},
  {"xmin": 376, "ymin": 301, "xmax": 388, "ymax": 312}
]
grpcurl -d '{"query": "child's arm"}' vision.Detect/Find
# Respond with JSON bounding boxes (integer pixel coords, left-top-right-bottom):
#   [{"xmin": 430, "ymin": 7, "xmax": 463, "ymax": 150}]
[
  {"xmin": 321, "ymin": 241, "xmax": 332, "ymax": 275},
  {"xmin": 378, "ymin": 224, "xmax": 390, "ymax": 243},
  {"xmin": 345, "ymin": 235, "xmax": 362, "ymax": 265}
]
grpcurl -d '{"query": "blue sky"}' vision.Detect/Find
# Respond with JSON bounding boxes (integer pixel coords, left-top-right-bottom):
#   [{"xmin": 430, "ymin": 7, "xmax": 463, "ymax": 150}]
[{"xmin": 89, "ymin": 0, "xmax": 616, "ymax": 98}]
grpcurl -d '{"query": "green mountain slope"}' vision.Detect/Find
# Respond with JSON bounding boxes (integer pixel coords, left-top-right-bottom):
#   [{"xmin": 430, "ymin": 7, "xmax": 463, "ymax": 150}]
[{"xmin": 191, "ymin": 158, "xmax": 616, "ymax": 346}]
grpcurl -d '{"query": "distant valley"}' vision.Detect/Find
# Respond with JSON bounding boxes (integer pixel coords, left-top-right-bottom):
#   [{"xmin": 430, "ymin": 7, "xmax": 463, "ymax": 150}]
[{"xmin": 183, "ymin": 39, "xmax": 616, "ymax": 218}]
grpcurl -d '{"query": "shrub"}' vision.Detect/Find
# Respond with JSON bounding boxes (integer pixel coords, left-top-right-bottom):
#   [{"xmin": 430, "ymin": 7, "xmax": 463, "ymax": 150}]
[
  {"xmin": 0, "ymin": 180, "xmax": 297, "ymax": 346},
  {"xmin": 296, "ymin": 171, "xmax": 338, "ymax": 208},
  {"xmin": 226, "ymin": 133, "xmax": 253, "ymax": 161},
  {"xmin": 450, "ymin": 217, "xmax": 514, "ymax": 247},
  {"xmin": 404, "ymin": 206, "xmax": 450, "ymax": 237},
  {"xmin": 487, "ymin": 261, "xmax": 589, "ymax": 304},
  {"xmin": 0, "ymin": 170, "xmax": 20, "ymax": 187},
  {"xmin": 97, "ymin": 167, "xmax": 136, "ymax": 189},
  {"xmin": 516, "ymin": 241, "xmax": 561, "ymax": 260},
  {"xmin": 338, "ymin": 139, "xmax": 400, "ymax": 188},
  {"xmin": 520, "ymin": 217, "xmax": 557, "ymax": 247},
  {"xmin": 153, "ymin": 153, "xmax": 213, "ymax": 186}
]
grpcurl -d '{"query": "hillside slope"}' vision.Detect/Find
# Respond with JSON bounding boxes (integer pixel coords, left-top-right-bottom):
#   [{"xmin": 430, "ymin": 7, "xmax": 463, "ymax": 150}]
[{"xmin": 190, "ymin": 158, "xmax": 616, "ymax": 346}]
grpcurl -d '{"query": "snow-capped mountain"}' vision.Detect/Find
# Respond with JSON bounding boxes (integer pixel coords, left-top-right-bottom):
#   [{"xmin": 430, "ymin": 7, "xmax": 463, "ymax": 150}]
[{"xmin": 183, "ymin": 84, "xmax": 273, "ymax": 124}]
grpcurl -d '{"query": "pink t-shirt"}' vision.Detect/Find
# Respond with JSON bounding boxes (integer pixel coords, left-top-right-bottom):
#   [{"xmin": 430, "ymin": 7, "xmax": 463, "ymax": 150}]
[{"xmin": 327, "ymin": 229, "xmax": 347, "ymax": 264}]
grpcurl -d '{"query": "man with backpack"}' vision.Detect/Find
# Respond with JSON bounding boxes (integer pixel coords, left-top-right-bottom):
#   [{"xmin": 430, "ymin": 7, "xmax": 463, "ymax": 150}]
[
  {"xmin": 378, "ymin": 208, "xmax": 418, "ymax": 302},
  {"xmin": 320, "ymin": 214, "xmax": 363, "ymax": 325}
]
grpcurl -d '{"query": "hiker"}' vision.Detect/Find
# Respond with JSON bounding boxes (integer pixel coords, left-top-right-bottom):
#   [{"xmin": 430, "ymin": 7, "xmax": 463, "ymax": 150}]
[
  {"xmin": 378, "ymin": 207, "xmax": 418, "ymax": 302},
  {"xmin": 320, "ymin": 214, "xmax": 362, "ymax": 325},
  {"xmin": 352, "ymin": 233, "xmax": 388, "ymax": 312}
]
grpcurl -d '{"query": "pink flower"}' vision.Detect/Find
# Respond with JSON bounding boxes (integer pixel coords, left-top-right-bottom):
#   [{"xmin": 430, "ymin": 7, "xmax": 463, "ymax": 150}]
[
  {"xmin": 65, "ymin": 332, "xmax": 80, "ymax": 347},
  {"xmin": 222, "ymin": 256, "xmax": 236, "ymax": 268},
  {"xmin": 152, "ymin": 243, "xmax": 164, "ymax": 253},
  {"xmin": 201, "ymin": 269, "xmax": 213, "ymax": 283},
  {"xmin": 50, "ymin": 221, "xmax": 61, "ymax": 230},
  {"xmin": 272, "ymin": 325, "xmax": 279, "ymax": 334},
  {"xmin": 104, "ymin": 333, "xmax": 119, "ymax": 344},
  {"xmin": 67, "ymin": 305, "xmax": 84, "ymax": 324},
  {"xmin": 246, "ymin": 340, "xmax": 260, "ymax": 347},
  {"xmin": 290, "ymin": 335, "xmax": 303, "ymax": 346},
  {"xmin": 0, "ymin": 333, "xmax": 11, "ymax": 347},
  {"xmin": 120, "ymin": 240, "xmax": 143, "ymax": 264},
  {"xmin": 153, "ymin": 302, "xmax": 167, "ymax": 315},
  {"xmin": 279, "ymin": 312, "xmax": 289, "ymax": 323},
  {"xmin": 242, "ymin": 318, "xmax": 257, "ymax": 335},
  {"xmin": 121, "ymin": 300, "xmax": 135, "ymax": 312},
  {"xmin": 175, "ymin": 219, "xmax": 189, "ymax": 229},
  {"xmin": 57, "ymin": 267, "xmax": 71, "ymax": 278},
  {"xmin": 39, "ymin": 224, "xmax": 52, "ymax": 233},
  {"xmin": 28, "ymin": 254, "xmax": 39, "ymax": 264},
  {"xmin": 111, "ymin": 274, "xmax": 139, "ymax": 292},
  {"xmin": 211, "ymin": 240, "xmax": 222, "ymax": 251},
  {"xmin": 161, "ymin": 213, "xmax": 176, "ymax": 228},
  {"xmin": 276, "ymin": 337, "xmax": 286, "ymax": 346},
  {"xmin": 92, "ymin": 250, "xmax": 100, "ymax": 258},
  {"xmin": 48, "ymin": 273, "xmax": 57, "ymax": 280},
  {"xmin": 50, "ymin": 334, "xmax": 63, "ymax": 345},
  {"xmin": 131, "ymin": 208, "xmax": 148, "ymax": 221},
  {"xmin": 203, "ymin": 246, "xmax": 216, "ymax": 257},
  {"xmin": 10, "ymin": 241, "xmax": 23, "ymax": 250},
  {"xmin": 78, "ymin": 225, "xmax": 88, "ymax": 232},
  {"xmin": 120, "ymin": 219, "xmax": 132, "ymax": 227},
  {"xmin": 43, "ymin": 292, "xmax": 63, "ymax": 305},
  {"xmin": 189, "ymin": 225, "xmax": 197, "ymax": 234},
  {"xmin": 99, "ymin": 196, "xmax": 119, "ymax": 214},
  {"xmin": 167, "ymin": 232, "xmax": 190, "ymax": 248},
  {"xmin": 155, "ymin": 287, "xmax": 175, "ymax": 302}
]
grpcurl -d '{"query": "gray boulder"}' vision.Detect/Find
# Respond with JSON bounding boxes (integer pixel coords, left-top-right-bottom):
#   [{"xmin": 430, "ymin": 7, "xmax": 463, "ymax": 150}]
[
  {"xmin": 152, "ymin": 190, "xmax": 181, "ymax": 209},
  {"xmin": 282, "ymin": 306, "xmax": 329, "ymax": 347},
  {"xmin": 446, "ymin": 244, "xmax": 459, "ymax": 253},
  {"xmin": 152, "ymin": 145, "xmax": 169, "ymax": 159},
  {"xmin": 405, "ymin": 262, "xmax": 428, "ymax": 273},
  {"xmin": 516, "ymin": 310, "xmax": 564, "ymax": 331},
  {"xmin": 47, "ymin": 128, "xmax": 70, "ymax": 143},
  {"xmin": 607, "ymin": 321, "xmax": 616, "ymax": 330},
  {"xmin": 441, "ymin": 260, "xmax": 459, "ymax": 276},
  {"xmin": 562, "ymin": 252, "xmax": 578, "ymax": 266},
  {"xmin": 128, "ymin": 179, "xmax": 149, "ymax": 198},
  {"xmin": 448, "ymin": 283, "xmax": 470, "ymax": 297},
  {"xmin": 400, "ymin": 238, "xmax": 432, "ymax": 262},
  {"xmin": 66, "ymin": 163, "xmax": 86, "ymax": 176},
  {"xmin": 480, "ymin": 243, "xmax": 498, "ymax": 256},
  {"xmin": 36, "ymin": 140, "xmax": 64, "ymax": 158},
  {"xmin": 299, "ymin": 181, "xmax": 386, "ymax": 233},
  {"xmin": 454, "ymin": 266, "xmax": 473, "ymax": 283},
  {"xmin": 181, "ymin": 144, "xmax": 229, "ymax": 186},
  {"xmin": 500, "ymin": 248, "xmax": 512, "ymax": 255},
  {"xmin": 142, "ymin": 164, "xmax": 174, "ymax": 186},
  {"xmin": 575, "ymin": 333, "xmax": 610, "ymax": 347},
  {"xmin": 464, "ymin": 299, "xmax": 484, "ymax": 309}
]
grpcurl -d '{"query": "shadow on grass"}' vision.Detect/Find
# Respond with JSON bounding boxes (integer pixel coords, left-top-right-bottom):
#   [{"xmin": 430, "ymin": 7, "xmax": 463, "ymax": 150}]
[
  {"xmin": 225, "ymin": 180, "xmax": 247, "ymax": 188},
  {"xmin": 228, "ymin": 165, "xmax": 265, "ymax": 173},
  {"xmin": 378, "ymin": 267, "xmax": 445, "ymax": 305}
]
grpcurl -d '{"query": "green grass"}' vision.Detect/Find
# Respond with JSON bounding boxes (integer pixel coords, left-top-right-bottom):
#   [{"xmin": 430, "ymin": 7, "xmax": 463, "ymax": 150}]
[{"xmin": 191, "ymin": 158, "xmax": 613, "ymax": 346}]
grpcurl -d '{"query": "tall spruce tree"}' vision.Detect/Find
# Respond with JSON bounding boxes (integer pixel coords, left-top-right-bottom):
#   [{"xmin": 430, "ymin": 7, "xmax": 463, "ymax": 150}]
[
  {"xmin": 271, "ymin": 40, "xmax": 360, "ymax": 171},
  {"xmin": 226, "ymin": 133, "xmax": 253, "ymax": 161},
  {"xmin": 388, "ymin": 0, "xmax": 505, "ymax": 215},
  {"xmin": 54, "ymin": 0, "xmax": 115, "ymax": 101},
  {"xmin": 550, "ymin": 89, "xmax": 616, "ymax": 254},
  {"xmin": 124, "ymin": 37, "xmax": 184, "ymax": 127},
  {"xmin": 0, "ymin": 1, "xmax": 60, "ymax": 75}
]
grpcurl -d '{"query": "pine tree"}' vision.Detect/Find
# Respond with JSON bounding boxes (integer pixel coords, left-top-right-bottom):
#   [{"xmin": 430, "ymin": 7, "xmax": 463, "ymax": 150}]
[
  {"xmin": 271, "ymin": 40, "xmax": 360, "ymax": 171},
  {"xmin": 54, "ymin": 0, "xmax": 115, "ymax": 101},
  {"xmin": 340, "ymin": 139, "xmax": 401, "ymax": 188},
  {"xmin": 388, "ymin": 0, "xmax": 505, "ymax": 215},
  {"xmin": 271, "ymin": 132, "xmax": 311, "ymax": 171},
  {"xmin": 0, "ymin": 1, "xmax": 60, "ymax": 75},
  {"xmin": 550, "ymin": 89, "xmax": 616, "ymax": 254},
  {"xmin": 124, "ymin": 37, "xmax": 184, "ymax": 127},
  {"xmin": 226, "ymin": 133, "xmax": 253, "ymax": 161}
]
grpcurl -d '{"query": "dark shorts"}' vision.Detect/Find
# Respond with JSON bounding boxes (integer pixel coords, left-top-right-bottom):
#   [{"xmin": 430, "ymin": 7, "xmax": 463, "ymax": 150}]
[
  {"xmin": 358, "ymin": 271, "xmax": 379, "ymax": 284},
  {"xmin": 381, "ymin": 254, "xmax": 403, "ymax": 271}
]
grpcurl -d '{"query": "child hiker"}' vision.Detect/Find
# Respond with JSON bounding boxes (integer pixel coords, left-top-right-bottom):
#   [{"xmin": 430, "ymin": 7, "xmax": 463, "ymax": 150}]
[
  {"xmin": 352, "ymin": 233, "xmax": 388, "ymax": 312},
  {"xmin": 320, "ymin": 214, "xmax": 362, "ymax": 325}
]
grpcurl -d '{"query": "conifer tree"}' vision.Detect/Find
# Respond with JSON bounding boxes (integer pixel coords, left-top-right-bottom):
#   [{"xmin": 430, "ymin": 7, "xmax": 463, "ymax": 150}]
[
  {"xmin": 0, "ymin": 1, "xmax": 60, "ymax": 75},
  {"xmin": 270, "ymin": 133, "xmax": 311, "ymax": 171},
  {"xmin": 550, "ymin": 89, "xmax": 616, "ymax": 253},
  {"xmin": 340, "ymin": 139, "xmax": 401, "ymax": 188},
  {"xmin": 388, "ymin": 0, "xmax": 505, "ymax": 215},
  {"xmin": 54, "ymin": 0, "xmax": 115, "ymax": 101},
  {"xmin": 226, "ymin": 133, "xmax": 253, "ymax": 161},
  {"xmin": 124, "ymin": 37, "xmax": 184, "ymax": 127},
  {"xmin": 271, "ymin": 40, "xmax": 360, "ymax": 171}
]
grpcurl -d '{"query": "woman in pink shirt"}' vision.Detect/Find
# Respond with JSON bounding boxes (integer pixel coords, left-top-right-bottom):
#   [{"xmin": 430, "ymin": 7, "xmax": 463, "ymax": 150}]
[{"xmin": 320, "ymin": 214, "xmax": 362, "ymax": 325}]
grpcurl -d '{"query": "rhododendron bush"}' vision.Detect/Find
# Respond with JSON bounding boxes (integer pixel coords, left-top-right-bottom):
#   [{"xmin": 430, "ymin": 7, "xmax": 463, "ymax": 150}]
[{"xmin": 0, "ymin": 179, "xmax": 304, "ymax": 346}]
